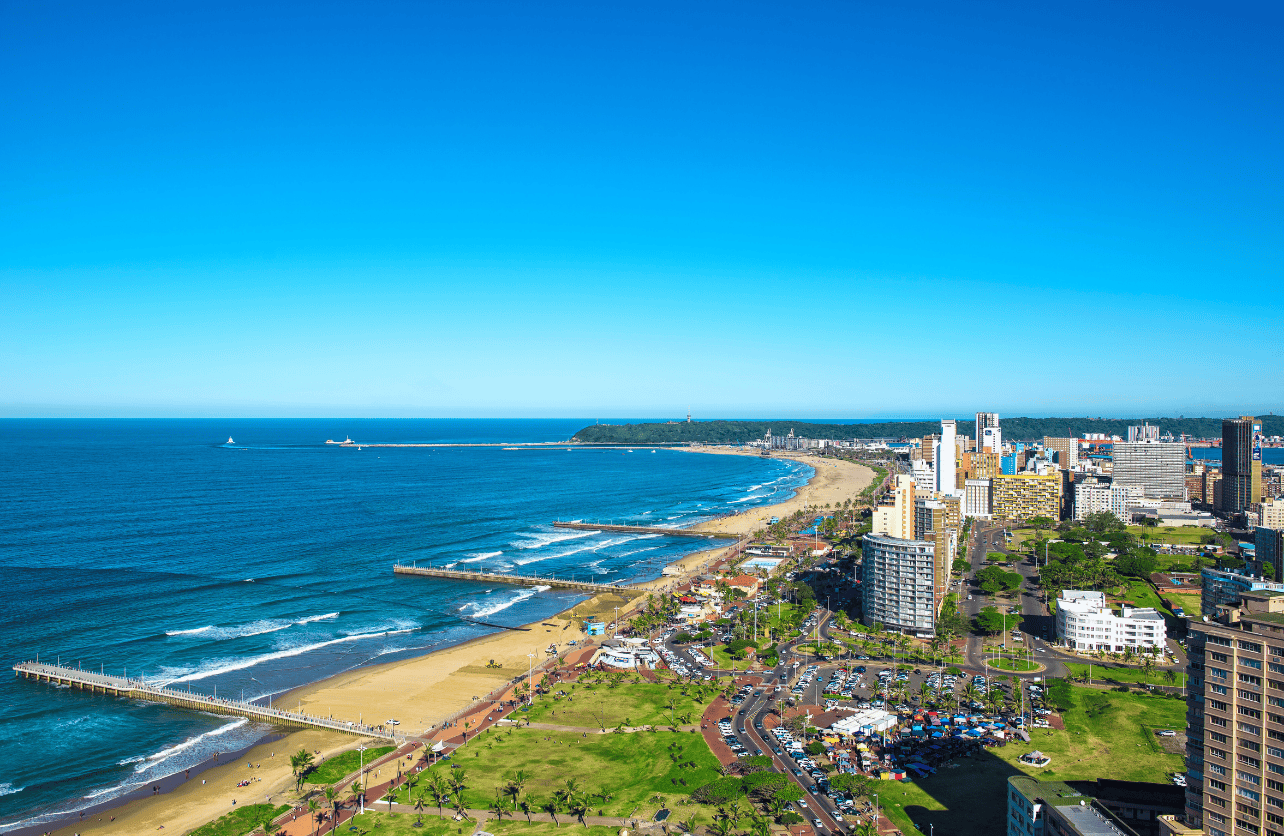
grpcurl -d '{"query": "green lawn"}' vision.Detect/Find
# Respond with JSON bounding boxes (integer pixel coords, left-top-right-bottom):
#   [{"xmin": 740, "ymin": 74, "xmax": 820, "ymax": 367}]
[
  {"xmin": 988, "ymin": 657, "xmax": 1038, "ymax": 672},
  {"xmin": 1127, "ymin": 525, "xmax": 1215, "ymax": 546},
  {"xmin": 489, "ymin": 821, "xmax": 623, "ymax": 836},
  {"xmin": 344, "ymin": 811, "xmax": 460, "ymax": 836},
  {"xmin": 523, "ymin": 680, "xmax": 712, "ymax": 728},
  {"xmin": 306, "ymin": 746, "xmax": 397, "ymax": 785},
  {"xmin": 876, "ymin": 685, "xmax": 1186, "ymax": 836},
  {"xmin": 1163, "ymin": 592, "xmax": 1201, "ymax": 616},
  {"xmin": 1064, "ymin": 662, "xmax": 1186, "ymax": 689},
  {"xmin": 390, "ymin": 728, "xmax": 721, "ymax": 818},
  {"xmin": 189, "ymin": 804, "xmax": 290, "ymax": 836},
  {"xmin": 1116, "ymin": 580, "xmax": 1171, "ymax": 615}
]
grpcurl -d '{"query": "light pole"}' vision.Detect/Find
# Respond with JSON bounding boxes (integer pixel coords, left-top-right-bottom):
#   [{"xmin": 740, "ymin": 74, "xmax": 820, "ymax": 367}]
[
  {"xmin": 358, "ymin": 745, "xmax": 368, "ymax": 814},
  {"xmin": 527, "ymin": 653, "xmax": 536, "ymax": 705}
]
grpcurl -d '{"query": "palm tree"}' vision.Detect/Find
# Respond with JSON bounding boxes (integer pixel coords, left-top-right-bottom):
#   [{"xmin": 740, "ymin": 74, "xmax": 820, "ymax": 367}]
[
  {"xmin": 350, "ymin": 779, "xmax": 363, "ymax": 814},
  {"xmin": 680, "ymin": 812, "xmax": 701, "ymax": 834},
  {"xmin": 490, "ymin": 787, "xmax": 509, "ymax": 822},
  {"xmin": 323, "ymin": 786, "xmax": 338, "ymax": 833},
  {"xmin": 520, "ymin": 798, "xmax": 534, "ymax": 823},
  {"xmin": 413, "ymin": 790, "xmax": 427, "ymax": 826},
  {"xmin": 259, "ymin": 816, "xmax": 283, "ymax": 836},
  {"xmin": 541, "ymin": 794, "xmax": 561, "ymax": 827},
  {"xmin": 306, "ymin": 799, "xmax": 320, "ymax": 836},
  {"xmin": 504, "ymin": 770, "xmax": 528, "ymax": 812},
  {"xmin": 428, "ymin": 773, "xmax": 451, "ymax": 817},
  {"xmin": 291, "ymin": 749, "xmax": 315, "ymax": 792}
]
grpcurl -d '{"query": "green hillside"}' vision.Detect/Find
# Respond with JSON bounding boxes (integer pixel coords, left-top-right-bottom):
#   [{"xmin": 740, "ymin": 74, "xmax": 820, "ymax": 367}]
[{"xmin": 573, "ymin": 415, "xmax": 1283, "ymax": 444}]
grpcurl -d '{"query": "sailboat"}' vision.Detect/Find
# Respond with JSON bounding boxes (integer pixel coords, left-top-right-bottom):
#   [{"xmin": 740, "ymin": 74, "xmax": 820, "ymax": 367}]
[{"xmin": 227, "ymin": 437, "xmax": 234, "ymax": 444}]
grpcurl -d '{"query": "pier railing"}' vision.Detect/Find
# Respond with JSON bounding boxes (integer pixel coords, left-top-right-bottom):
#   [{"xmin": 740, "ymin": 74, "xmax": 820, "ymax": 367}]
[
  {"xmin": 13, "ymin": 661, "xmax": 401, "ymax": 743},
  {"xmin": 393, "ymin": 565, "xmax": 635, "ymax": 594}
]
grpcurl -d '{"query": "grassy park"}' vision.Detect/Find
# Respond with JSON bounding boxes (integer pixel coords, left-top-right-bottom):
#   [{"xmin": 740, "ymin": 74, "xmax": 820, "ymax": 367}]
[
  {"xmin": 1064, "ymin": 662, "xmax": 1186, "ymax": 689},
  {"xmin": 190, "ymin": 804, "xmax": 290, "ymax": 836},
  {"xmin": 1127, "ymin": 525, "xmax": 1215, "ymax": 546},
  {"xmin": 879, "ymin": 684, "xmax": 1185, "ymax": 836},
  {"xmin": 523, "ymin": 679, "xmax": 714, "ymax": 728},
  {"xmin": 348, "ymin": 812, "xmax": 621, "ymax": 836},
  {"xmin": 306, "ymin": 745, "xmax": 397, "ymax": 784},
  {"xmin": 1164, "ymin": 591, "xmax": 1201, "ymax": 615},
  {"xmin": 391, "ymin": 727, "xmax": 721, "ymax": 818},
  {"xmin": 987, "ymin": 657, "xmax": 1039, "ymax": 672}
]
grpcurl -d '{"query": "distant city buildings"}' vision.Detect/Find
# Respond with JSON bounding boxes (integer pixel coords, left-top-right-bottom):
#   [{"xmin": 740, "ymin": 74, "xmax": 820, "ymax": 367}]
[
  {"xmin": 1072, "ymin": 478, "xmax": 1139, "ymax": 523},
  {"xmin": 1128, "ymin": 422, "xmax": 1160, "ymax": 442},
  {"xmin": 976, "ymin": 412, "xmax": 1001, "ymax": 453},
  {"xmin": 1042, "ymin": 436, "xmax": 1079, "ymax": 470}
]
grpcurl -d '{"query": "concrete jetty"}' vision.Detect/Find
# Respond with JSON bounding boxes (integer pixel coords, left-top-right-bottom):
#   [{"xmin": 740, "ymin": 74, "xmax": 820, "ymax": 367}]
[
  {"xmin": 393, "ymin": 564, "xmax": 636, "ymax": 594},
  {"xmin": 552, "ymin": 521, "xmax": 733, "ymax": 539},
  {"xmin": 13, "ymin": 661, "xmax": 400, "ymax": 742}
]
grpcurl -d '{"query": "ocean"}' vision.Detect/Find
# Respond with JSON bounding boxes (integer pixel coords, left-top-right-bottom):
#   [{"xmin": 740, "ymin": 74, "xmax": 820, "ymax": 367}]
[{"xmin": 0, "ymin": 419, "xmax": 811, "ymax": 832}]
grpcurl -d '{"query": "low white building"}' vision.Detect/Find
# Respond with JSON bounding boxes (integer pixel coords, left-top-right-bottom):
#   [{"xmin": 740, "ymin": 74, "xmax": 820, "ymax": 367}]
[
  {"xmin": 1073, "ymin": 479, "xmax": 1139, "ymax": 523},
  {"xmin": 1055, "ymin": 590, "xmax": 1166, "ymax": 652}
]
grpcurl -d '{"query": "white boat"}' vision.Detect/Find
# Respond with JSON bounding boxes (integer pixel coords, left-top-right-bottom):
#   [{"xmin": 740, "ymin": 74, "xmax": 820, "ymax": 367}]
[
  {"xmin": 325, "ymin": 436, "xmax": 353, "ymax": 445},
  {"xmin": 227, "ymin": 437, "xmax": 234, "ymax": 444}
]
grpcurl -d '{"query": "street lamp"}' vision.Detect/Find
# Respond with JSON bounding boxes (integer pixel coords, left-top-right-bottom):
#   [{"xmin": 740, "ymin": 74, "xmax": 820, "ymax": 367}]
[
  {"xmin": 358, "ymin": 745, "xmax": 368, "ymax": 814},
  {"xmin": 527, "ymin": 653, "xmax": 536, "ymax": 705}
]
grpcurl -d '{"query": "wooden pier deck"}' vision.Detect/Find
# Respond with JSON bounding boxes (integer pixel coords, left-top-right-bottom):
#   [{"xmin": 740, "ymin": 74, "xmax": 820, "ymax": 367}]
[
  {"xmin": 13, "ymin": 661, "xmax": 400, "ymax": 742},
  {"xmin": 393, "ymin": 565, "xmax": 637, "ymax": 594},
  {"xmin": 552, "ymin": 521, "xmax": 733, "ymax": 539}
]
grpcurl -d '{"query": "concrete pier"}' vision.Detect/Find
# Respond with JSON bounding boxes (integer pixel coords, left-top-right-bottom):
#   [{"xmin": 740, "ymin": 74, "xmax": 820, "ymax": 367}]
[
  {"xmin": 552, "ymin": 521, "xmax": 733, "ymax": 539},
  {"xmin": 392, "ymin": 565, "xmax": 637, "ymax": 594},
  {"xmin": 13, "ymin": 661, "xmax": 400, "ymax": 742}
]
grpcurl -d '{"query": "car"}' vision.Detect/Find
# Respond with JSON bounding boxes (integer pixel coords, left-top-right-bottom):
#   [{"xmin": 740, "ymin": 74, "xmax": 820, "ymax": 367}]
[{"xmin": 1156, "ymin": 729, "xmax": 1177, "ymax": 737}]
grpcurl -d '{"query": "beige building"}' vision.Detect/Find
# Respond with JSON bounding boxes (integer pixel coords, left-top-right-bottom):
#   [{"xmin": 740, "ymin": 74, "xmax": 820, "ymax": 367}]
[
  {"xmin": 991, "ymin": 473, "xmax": 1062, "ymax": 521},
  {"xmin": 872, "ymin": 474, "xmax": 915, "ymax": 540},
  {"xmin": 1261, "ymin": 497, "xmax": 1284, "ymax": 529}
]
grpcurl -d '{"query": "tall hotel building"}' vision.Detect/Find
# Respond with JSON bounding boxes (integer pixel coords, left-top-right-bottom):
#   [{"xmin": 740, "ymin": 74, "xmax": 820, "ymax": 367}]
[
  {"xmin": 976, "ymin": 412, "xmax": 1001, "ymax": 454},
  {"xmin": 1224, "ymin": 416, "xmax": 1264, "ymax": 515},
  {"xmin": 1185, "ymin": 591, "xmax": 1284, "ymax": 836}
]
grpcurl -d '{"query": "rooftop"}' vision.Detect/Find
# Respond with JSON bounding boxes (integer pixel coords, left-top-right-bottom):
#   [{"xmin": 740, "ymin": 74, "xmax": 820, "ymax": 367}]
[{"xmin": 1056, "ymin": 802, "xmax": 1137, "ymax": 836}]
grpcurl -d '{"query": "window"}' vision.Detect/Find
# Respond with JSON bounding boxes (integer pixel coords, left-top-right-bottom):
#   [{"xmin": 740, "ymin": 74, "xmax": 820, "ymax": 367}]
[
  {"xmin": 1269, "ymin": 779, "xmax": 1283, "ymax": 793},
  {"xmin": 1214, "ymin": 699, "xmax": 1231, "ymax": 711},
  {"xmin": 1243, "ymin": 641, "xmax": 1264, "ymax": 652},
  {"xmin": 1271, "ymin": 664, "xmax": 1284, "ymax": 675},
  {"xmin": 1212, "ymin": 667, "xmax": 1229, "ymax": 680},
  {"xmin": 1215, "ymin": 684, "xmax": 1231, "ymax": 695},
  {"xmin": 1243, "ymin": 673, "xmax": 1265, "ymax": 686},
  {"xmin": 1214, "ymin": 652, "xmax": 1231, "ymax": 663},
  {"xmin": 1212, "ymin": 763, "xmax": 1229, "ymax": 775},
  {"xmin": 1243, "ymin": 754, "xmax": 1263, "ymax": 768},
  {"xmin": 1245, "ymin": 690, "xmax": 1266, "ymax": 703},
  {"xmin": 1245, "ymin": 773, "xmax": 1262, "ymax": 785},
  {"xmin": 1240, "ymin": 786, "xmax": 1263, "ymax": 801},
  {"xmin": 1242, "ymin": 723, "xmax": 1263, "ymax": 735},
  {"xmin": 1211, "ymin": 730, "xmax": 1229, "ymax": 742},
  {"xmin": 1247, "ymin": 659, "xmax": 1266, "ymax": 670},
  {"xmin": 1244, "ymin": 707, "xmax": 1265, "ymax": 719},
  {"xmin": 1213, "ymin": 716, "xmax": 1230, "ymax": 728},
  {"xmin": 1211, "ymin": 778, "xmax": 1228, "ymax": 791},
  {"xmin": 1212, "ymin": 747, "xmax": 1228, "ymax": 759}
]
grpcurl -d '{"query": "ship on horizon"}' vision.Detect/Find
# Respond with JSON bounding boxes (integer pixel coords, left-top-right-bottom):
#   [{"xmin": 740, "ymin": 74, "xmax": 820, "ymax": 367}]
[{"xmin": 325, "ymin": 436, "xmax": 353, "ymax": 445}]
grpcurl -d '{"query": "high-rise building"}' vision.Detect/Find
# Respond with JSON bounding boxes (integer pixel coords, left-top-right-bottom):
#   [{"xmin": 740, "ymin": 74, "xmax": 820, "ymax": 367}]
[
  {"xmin": 1007, "ymin": 776, "xmax": 1184, "ymax": 836},
  {"xmin": 1256, "ymin": 528, "xmax": 1284, "ymax": 582},
  {"xmin": 960, "ymin": 450, "xmax": 1001, "ymax": 481},
  {"xmin": 964, "ymin": 479, "xmax": 992, "ymax": 519},
  {"xmin": 981, "ymin": 425, "xmax": 1002, "ymax": 455},
  {"xmin": 991, "ymin": 473, "xmax": 1063, "ymax": 521},
  {"xmin": 872, "ymin": 475, "xmax": 915, "ymax": 540},
  {"xmin": 1222, "ymin": 416, "xmax": 1264, "ymax": 514},
  {"xmin": 1183, "ymin": 591, "xmax": 1284, "ymax": 833},
  {"xmin": 1111, "ymin": 441, "xmax": 1186, "ymax": 499},
  {"xmin": 976, "ymin": 412, "xmax": 1000, "ymax": 451},
  {"xmin": 936, "ymin": 420, "xmax": 961, "ymax": 498},
  {"xmin": 915, "ymin": 494, "xmax": 959, "ymax": 609},
  {"xmin": 1043, "ymin": 437, "xmax": 1080, "ymax": 470},
  {"xmin": 860, "ymin": 533, "xmax": 937, "ymax": 637}
]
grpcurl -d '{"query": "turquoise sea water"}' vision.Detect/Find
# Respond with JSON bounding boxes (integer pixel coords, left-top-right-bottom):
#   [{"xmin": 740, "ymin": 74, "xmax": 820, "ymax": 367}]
[{"xmin": 0, "ymin": 419, "xmax": 810, "ymax": 832}]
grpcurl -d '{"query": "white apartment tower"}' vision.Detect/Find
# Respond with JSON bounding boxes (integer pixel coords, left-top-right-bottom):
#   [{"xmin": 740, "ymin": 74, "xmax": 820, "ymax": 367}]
[
  {"xmin": 976, "ymin": 412, "xmax": 1000, "ymax": 451},
  {"xmin": 936, "ymin": 419, "xmax": 961, "ymax": 497}
]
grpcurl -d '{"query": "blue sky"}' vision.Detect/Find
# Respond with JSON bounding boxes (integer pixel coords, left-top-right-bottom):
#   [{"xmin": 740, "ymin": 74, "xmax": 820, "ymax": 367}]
[{"xmin": 2, "ymin": 1, "xmax": 1280, "ymax": 418}]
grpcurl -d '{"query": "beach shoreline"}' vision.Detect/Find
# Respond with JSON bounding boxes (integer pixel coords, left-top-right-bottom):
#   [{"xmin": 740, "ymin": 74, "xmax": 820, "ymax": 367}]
[{"xmin": 36, "ymin": 449, "xmax": 872, "ymax": 836}]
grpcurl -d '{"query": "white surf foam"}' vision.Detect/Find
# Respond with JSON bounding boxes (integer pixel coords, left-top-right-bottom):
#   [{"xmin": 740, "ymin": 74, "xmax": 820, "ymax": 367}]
[
  {"xmin": 131, "ymin": 718, "xmax": 249, "ymax": 773},
  {"xmin": 512, "ymin": 529, "xmax": 597, "ymax": 550},
  {"xmin": 161, "ymin": 628, "xmax": 415, "ymax": 684},
  {"xmin": 460, "ymin": 551, "xmax": 502, "ymax": 563},
  {"xmin": 165, "ymin": 612, "xmax": 339, "ymax": 641},
  {"xmin": 464, "ymin": 589, "xmax": 536, "ymax": 618},
  {"xmin": 166, "ymin": 625, "xmax": 213, "ymax": 636},
  {"xmin": 0, "ymin": 783, "xmax": 22, "ymax": 798}
]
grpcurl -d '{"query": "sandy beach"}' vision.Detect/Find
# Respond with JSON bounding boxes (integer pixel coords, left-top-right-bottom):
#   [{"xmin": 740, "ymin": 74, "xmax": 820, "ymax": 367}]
[{"xmin": 45, "ymin": 449, "xmax": 872, "ymax": 836}]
